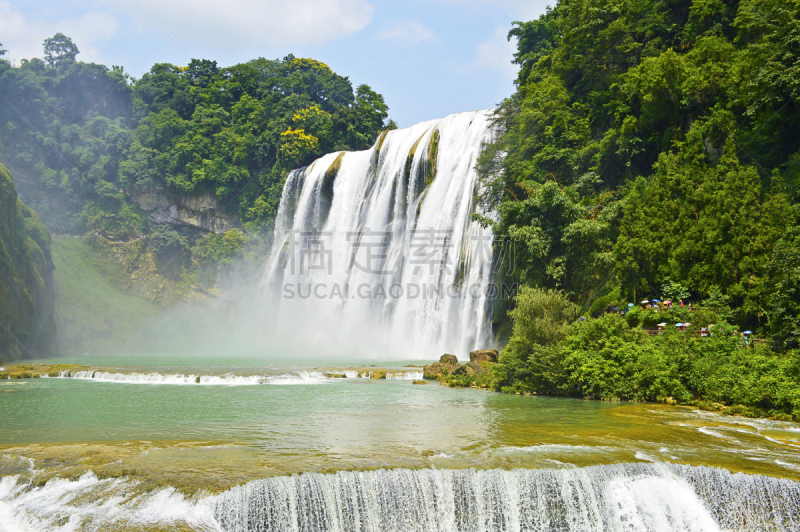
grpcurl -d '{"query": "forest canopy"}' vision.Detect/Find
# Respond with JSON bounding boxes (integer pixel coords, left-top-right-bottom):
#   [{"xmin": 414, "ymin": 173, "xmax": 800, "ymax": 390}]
[
  {"xmin": 479, "ymin": 0, "xmax": 800, "ymax": 347},
  {"xmin": 0, "ymin": 36, "xmax": 394, "ymax": 239}
]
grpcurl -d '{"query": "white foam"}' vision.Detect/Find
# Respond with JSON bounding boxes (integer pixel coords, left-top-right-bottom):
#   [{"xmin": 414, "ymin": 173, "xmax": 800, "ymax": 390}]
[
  {"xmin": 492, "ymin": 444, "xmax": 611, "ymax": 455},
  {"xmin": 697, "ymin": 426, "xmax": 727, "ymax": 439},
  {"xmin": 386, "ymin": 371, "xmax": 423, "ymax": 380},
  {"xmin": 56, "ymin": 369, "xmax": 423, "ymax": 386},
  {"xmin": 5, "ymin": 464, "xmax": 799, "ymax": 531},
  {"xmin": 0, "ymin": 472, "xmax": 214, "ymax": 531},
  {"xmin": 607, "ymin": 473, "xmax": 720, "ymax": 531}
]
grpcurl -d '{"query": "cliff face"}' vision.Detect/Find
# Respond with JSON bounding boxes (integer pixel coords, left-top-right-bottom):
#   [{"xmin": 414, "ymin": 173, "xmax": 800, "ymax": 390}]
[
  {"xmin": 0, "ymin": 164, "xmax": 57, "ymax": 360},
  {"xmin": 130, "ymin": 190, "xmax": 240, "ymax": 234}
]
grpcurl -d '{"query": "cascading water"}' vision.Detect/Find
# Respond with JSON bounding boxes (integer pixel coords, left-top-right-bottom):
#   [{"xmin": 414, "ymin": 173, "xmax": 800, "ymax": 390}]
[
  {"xmin": 260, "ymin": 110, "xmax": 497, "ymax": 359},
  {"xmin": 211, "ymin": 464, "xmax": 800, "ymax": 531},
  {"xmin": 4, "ymin": 464, "xmax": 799, "ymax": 531}
]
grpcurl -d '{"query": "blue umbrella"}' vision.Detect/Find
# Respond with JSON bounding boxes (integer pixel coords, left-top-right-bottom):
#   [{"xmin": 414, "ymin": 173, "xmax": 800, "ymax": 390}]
[
  {"xmin": 628, "ymin": 303, "xmax": 634, "ymax": 307},
  {"xmin": 675, "ymin": 323, "xmax": 684, "ymax": 327},
  {"xmin": 652, "ymin": 299, "xmax": 661, "ymax": 302},
  {"xmin": 743, "ymin": 330, "xmax": 753, "ymax": 335}
]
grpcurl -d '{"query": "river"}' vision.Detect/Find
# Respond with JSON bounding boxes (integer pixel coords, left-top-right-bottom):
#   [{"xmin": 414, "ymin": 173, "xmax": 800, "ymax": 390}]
[{"xmin": 1, "ymin": 356, "xmax": 799, "ymax": 530}]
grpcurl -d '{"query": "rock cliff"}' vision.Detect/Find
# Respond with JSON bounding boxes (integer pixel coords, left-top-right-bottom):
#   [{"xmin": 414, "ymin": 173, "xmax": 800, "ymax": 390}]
[
  {"xmin": 131, "ymin": 190, "xmax": 239, "ymax": 233},
  {"xmin": 0, "ymin": 165, "xmax": 57, "ymax": 360}
]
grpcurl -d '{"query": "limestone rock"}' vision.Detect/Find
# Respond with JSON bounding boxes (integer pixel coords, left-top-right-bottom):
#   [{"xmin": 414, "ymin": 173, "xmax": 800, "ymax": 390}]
[
  {"xmin": 131, "ymin": 190, "xmax": 240, "ymax": 234},
  {"xmin": 451, "ymin": 365, "xmax": 468, "ymax": 376},
  {"xmin": 469, "ymin": 349, "xmax": 499, "ymax": 365},
  {"xmin": 465, "ymin": 361, "xmax": 482, "ymax": 375},
  {"xmin": 423, "ymin": 354, "xmax": 459, "ymax": 379},
  {"xmin": 440, "ymin": 354, "xmax": 458, "ymax": 366}
]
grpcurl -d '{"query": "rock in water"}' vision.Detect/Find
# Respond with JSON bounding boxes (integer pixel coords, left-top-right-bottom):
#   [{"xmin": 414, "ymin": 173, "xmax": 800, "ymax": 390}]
[
  {"xmin": 440, "ymin": 354, "xmax": 458, "ymax": 366},
  {"xmin": 469, "ymin": 349, "xmax": 499, "ymax": 365},
  {"xmin": 423, "ymin": 354, "xmax": 459, "ymax": 379}
]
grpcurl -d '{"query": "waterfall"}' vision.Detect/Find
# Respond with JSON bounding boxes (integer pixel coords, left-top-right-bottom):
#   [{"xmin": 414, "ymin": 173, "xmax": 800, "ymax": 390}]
[
  {"xmin": 260, "ymin": 110, "xmax": 497, "ymax": 359},
  {"xmin": 4, "ymin": 464, "xmax": 799, "ymax": 530},
  {"xmin": 211, "ymin": 464, "xmax": 800, "ymax": 532}
]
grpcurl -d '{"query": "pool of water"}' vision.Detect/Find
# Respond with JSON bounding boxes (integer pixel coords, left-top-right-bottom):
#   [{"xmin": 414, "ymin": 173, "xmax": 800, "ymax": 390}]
[{"xmin": 2, "ymin": 356, "xmax": 800, "ymax": 530}]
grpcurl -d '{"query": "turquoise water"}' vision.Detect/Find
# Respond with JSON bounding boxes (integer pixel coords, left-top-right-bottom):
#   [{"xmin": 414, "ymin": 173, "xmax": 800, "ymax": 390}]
[{"xmin": 2, "ymin": 357, "xmax": 800, "ymax": 530}]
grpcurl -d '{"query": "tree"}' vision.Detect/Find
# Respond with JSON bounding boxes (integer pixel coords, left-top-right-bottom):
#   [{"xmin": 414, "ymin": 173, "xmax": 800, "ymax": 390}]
[
  {"xmin": 43, "ymin": 33, "xmax": 79, "ymax": 67},
  {"xmin": 0, "ymin": 43, "xmax": 6, "ymax": 56},
  {"xmin": 508, "ymin": 287, "xmax": 581, "ymax": 349}
]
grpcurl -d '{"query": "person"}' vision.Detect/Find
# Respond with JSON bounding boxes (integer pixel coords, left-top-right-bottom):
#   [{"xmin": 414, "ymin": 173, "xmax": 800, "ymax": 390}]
[
  {"xmin": 680, "ymin": 299, "xmax": 684, "ymax": 308},
  {"xmin": 689, "ymin": 302, "xmax": 694, "ymax": 312}
]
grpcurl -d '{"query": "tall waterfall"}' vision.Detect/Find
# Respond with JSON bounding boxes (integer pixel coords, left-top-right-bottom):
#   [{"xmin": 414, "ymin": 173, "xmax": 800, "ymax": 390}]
[
  {"xmin": 212, "ymin": 464, "xmax": 800, "ymax": 531},
  {"xmin": 260, "ymin": 110, "xmax": 497, "ymax": 359}
]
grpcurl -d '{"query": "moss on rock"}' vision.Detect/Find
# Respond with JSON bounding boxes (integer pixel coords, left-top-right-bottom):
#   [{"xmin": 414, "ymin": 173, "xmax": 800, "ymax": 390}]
[{"xmin": 0, "ymin": 164, "xmax": 57, "ymax": 361}]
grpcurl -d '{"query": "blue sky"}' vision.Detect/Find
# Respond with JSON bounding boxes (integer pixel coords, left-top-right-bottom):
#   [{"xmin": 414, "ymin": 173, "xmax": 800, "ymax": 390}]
[{"xmin": 0, "ymin": 0, "xmax": 550, "ymax": 127}]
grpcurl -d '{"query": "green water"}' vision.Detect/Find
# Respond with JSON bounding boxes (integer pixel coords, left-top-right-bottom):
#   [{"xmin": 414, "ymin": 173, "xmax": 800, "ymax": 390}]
[{"xmin": 2, "ymin": 356, "xmax": 800, "ymax": 493}]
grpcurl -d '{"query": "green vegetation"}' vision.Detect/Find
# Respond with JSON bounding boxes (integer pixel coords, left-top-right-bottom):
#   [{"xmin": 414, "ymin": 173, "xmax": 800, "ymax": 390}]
[
  {"xmin": 481, "ymin": 0, "xmax": 800, "ymax": 337},
  {"xmin": 51, "ymin": 236, "xmax": 165, "ymax": 354},
  {"xmin": 465, "ymin": 0, "xmax": 800, "ymax": 418},
  {"xmin": 0, "ymin": 37, "xmax": 393, "ymax": 235},
  {"xmin": 451, "ymin": 288, "xmax": 800, "ymax": 420},
  {"xmin": 0, "ymin": 35, "xmax": 396, "ymax": 358},
  {"xmin": 0, "ymin": 164, "xmax": 56, "ymax": 360}
]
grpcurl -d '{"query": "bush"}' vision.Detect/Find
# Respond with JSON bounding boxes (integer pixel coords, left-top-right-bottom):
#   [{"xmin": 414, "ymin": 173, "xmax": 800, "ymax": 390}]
[
  {"xmin": 508, "ymin": 287, "xmax": 581, "ymax": 348},
  {"xmin": 148, "ymin": 224, "xmax": 189, "ymax": 260},
  {"xmin": 193, "ymin": 228, "xmax": 247, "ymax": 264}
]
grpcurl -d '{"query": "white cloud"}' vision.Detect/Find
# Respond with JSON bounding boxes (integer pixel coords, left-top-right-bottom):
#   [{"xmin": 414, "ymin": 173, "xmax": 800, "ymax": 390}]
[
  {"xmin": 470, "ymin": 26, "xmax": 517, "ymax": 80},
  {"xmin": 378, "ymin": 20, "xmax": 435, "ymax": 45},
  {"xmin": 102, "ymin": 0, "xmax": 374, "ymax": 52},
  {"xmin": 0, "ymin": 2, "xmax": 118, "ymax": 64},
  {"xmin": 443, "ymin": 0, "xmax": 551, "ymax": 21}
]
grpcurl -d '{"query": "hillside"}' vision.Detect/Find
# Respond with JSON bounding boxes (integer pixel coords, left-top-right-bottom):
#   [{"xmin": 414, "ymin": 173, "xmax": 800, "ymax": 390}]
[{"xmin": 0, "ymin": 164, "xmax": 57, "ymax": 360}]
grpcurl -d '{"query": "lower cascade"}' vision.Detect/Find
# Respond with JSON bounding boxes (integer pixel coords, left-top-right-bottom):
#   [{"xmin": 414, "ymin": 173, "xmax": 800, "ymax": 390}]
[
  {"xmin": 260, "ymin": 110, "xmax": 497, "ymax": 358},
  {"xmin": 212, "ymin": 464, "xmax": 800, "ymax": 532},
  {"xmin": 3, "ymin": 463, "xmax": 800, "ymax": 530}
]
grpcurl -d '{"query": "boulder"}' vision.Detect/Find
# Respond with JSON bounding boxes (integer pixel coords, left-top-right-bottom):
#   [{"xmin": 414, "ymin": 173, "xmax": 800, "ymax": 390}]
[
  {"xmin": 423, "ymin": 354, "xmax": 460, "ymax": 379},
  {"xmin": 412, "ymin": 380, "xmax": 427, "ymax": 385},
  {"xmin": 465, "ymin": 361, "xmax": 482, "ymax": 375},
  {"xmin": 451, "ymin": 365, "xmax": 468, "ymax": 376},
  {"xmin": 469, "ymin": 349, "xmax": 499, "ymax": 365},
  {"xmin": 440, "ymin": 354, "xmax": 458, "ymax": 366}
]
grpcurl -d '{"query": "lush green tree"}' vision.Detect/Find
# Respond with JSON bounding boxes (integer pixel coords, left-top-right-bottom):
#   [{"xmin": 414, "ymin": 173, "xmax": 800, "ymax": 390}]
[
  {"xmin": 765, "ymin": 222, "xmax": 800, "ymax": 349},
  {"xmin": 0, "ymin": 49, "xmax": 392, "ymax": 236},
  {"xmin": 43, "ymin": 33, "xmax": 79, "ymax": 67},
  {"xmin": 480, "ymin": 0, "xmax": 800, "ymax": 343}
]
